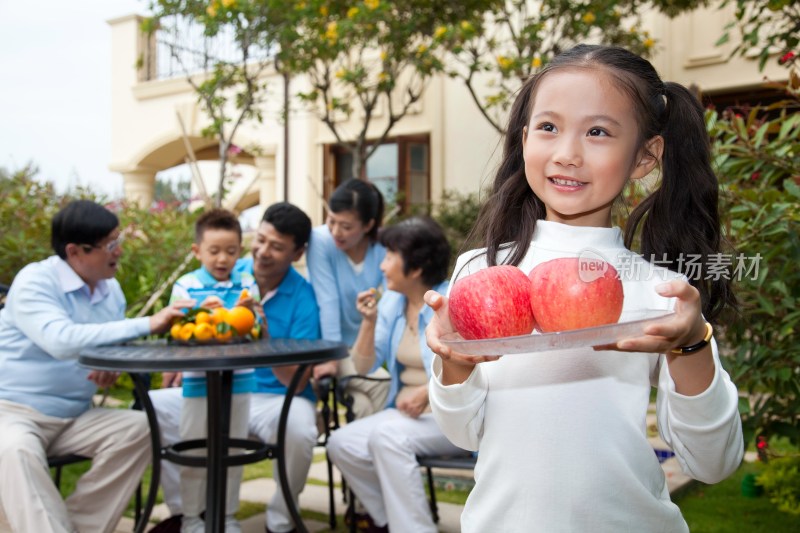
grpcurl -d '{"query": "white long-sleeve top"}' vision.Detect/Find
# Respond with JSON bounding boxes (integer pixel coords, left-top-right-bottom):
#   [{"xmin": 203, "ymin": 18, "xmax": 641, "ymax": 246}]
[{"xmin": 429, "ymin": 221, "xmax": 743, "ymax": 533}]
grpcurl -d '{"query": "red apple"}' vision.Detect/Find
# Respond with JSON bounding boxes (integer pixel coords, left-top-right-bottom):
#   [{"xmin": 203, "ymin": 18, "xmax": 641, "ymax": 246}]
[
  {"xmin": 528, "ymin": 257, "xmax": 623, "ymax": 332},
  {"xmin": 448, "ymin": 265, "xmax": 537, "ymax": 340}
]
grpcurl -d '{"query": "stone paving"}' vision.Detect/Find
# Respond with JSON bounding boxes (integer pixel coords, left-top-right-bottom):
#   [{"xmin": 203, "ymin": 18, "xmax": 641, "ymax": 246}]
[{"xmin": 0, "ymin": 404, "xmax": 708, "ymax": 532}]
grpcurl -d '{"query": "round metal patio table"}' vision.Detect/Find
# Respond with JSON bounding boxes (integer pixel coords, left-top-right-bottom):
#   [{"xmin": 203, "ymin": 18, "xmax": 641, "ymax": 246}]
[{"xmin": 80, "ymin": 338, "xmax": 347, "ymax": 533}]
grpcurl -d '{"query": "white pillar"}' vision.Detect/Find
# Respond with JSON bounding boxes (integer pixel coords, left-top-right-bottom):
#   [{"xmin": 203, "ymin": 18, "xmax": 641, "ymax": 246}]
[
  {"xmin": 254, "ymin": 147, "xmax": 278, "ymax": 212},
  {"xmin": 121, "ymin": 169, "xmax": 157, "ymax": 208}
]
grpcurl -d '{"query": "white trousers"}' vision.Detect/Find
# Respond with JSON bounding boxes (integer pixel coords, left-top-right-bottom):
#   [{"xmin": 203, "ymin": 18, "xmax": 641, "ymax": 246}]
[
  {"xmin": 0, "ymin": 400, "xmax": 151, "ymax": 533},
  {"xmin": 150, "ymin": 387, "xmax": 318, "ymax": 533},
  {"xmin": 178, "ymin": 394, "xmax": 251, "ymax": 518},
  {"xmin": 326, "ymin": 408, "xmax": 464, "ymax": 533}
]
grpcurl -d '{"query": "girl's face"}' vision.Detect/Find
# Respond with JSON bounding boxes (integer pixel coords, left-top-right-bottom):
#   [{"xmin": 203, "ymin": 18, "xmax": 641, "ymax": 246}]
[
  {"xmin": 380, "ymin": 249, "xmax": 417, "ymax": 293},
  {"xmin": 326, "ymin": 209, "xmax": 373, "ymax": 251},
  {"xmin": 522, "ymin": 69, "xmax": 661, "ymax": 227}
]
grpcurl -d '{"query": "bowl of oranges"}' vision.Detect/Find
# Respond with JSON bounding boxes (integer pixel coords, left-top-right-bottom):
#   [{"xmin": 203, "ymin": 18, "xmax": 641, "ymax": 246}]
[{"xmin": 169, "ymin": 305, "xmax": 263, "ymax": 345}]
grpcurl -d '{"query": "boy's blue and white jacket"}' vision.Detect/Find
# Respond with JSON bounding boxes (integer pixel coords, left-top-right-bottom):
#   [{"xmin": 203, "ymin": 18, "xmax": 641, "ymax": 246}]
[{"xmin": 170, "ymin": 266, "xmax": 260, "ymax": 398}]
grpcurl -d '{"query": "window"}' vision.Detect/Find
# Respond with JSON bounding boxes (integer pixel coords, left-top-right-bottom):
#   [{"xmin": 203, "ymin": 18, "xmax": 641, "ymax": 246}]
[{"xmin": 324, "ymin": 135, "xmax": 430, "ymax": 213}]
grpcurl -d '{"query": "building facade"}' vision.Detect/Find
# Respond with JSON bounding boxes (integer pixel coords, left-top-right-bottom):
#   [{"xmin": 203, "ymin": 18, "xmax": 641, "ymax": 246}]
[{"xmin": 108, "ymin": 2, "xmax": 787, "ymax": 223}]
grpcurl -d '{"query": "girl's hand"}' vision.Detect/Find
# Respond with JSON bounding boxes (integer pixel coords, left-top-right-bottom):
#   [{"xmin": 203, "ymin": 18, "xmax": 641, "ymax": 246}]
[
  {"xmin": 397, "ymin": 385, "xmax": 429, "ymax": 419},
  {"xmin": 355, "ymin": 289, "xmax": 379, "ymax": 321},
  {"xmin": 600, "ymin": 280, "xmax": 709, "ymax": 354},
  {"xmin": 424, "ymin": 290, "xmax": 500, "ymax": 385}
]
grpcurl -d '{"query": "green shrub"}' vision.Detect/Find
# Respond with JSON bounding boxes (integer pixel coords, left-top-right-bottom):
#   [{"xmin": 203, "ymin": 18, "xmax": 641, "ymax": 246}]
[
  {"xmin": 758, "ymin": 456, "xmax": 800, "ymax": 515},
  {"xmin": 0, "ymin": 165, "xmax": 199, "ymax": 316},
  {"xmin": 429, "ymin": 189, "xmax": 484, "ymax": 274},
  {"xmin": 708, "ymin": 95, "xmax": 800, "ymax": 448}
]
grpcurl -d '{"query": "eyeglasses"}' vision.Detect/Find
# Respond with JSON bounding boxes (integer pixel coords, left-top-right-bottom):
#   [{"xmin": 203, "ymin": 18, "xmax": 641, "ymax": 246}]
[{"xmin": 80, "ymin": 235, "xmax": 125, "ymax": 254}]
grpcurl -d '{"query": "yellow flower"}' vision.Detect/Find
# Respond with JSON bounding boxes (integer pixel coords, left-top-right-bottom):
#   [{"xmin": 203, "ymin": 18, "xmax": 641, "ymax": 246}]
[
  {"xmin": 347, "ymin": 7, "xmax": 359, "ymax": 19},
  {"xmin": 377, "ymin": 72, "xmax": 387, "ymax": 81},
  {"xmin": 206, "ymin": 3, "xmax": 218, "ymax": 17},
  {"xmin": 222, "ymin": 0, "xmax": 236, "ymax": 8},
  {"xmin": 582, "ymin": 12, "xmax": 596, "ymax": 25},
  {"xmin": 325, "ymin": 21, "xmax": 338, "ymax": 42},
  {"xmin": 380, "ymin": 50, "xmax": 388, "ymax": 61},
  {"xmin": 496, "ymin": 55, "xmax": 513, "ymax": 70},
  {"xmin": 531, "ymin": 56, "xmax": 542, "ymax": 68},
  {"xmin": 365, "ymin": 0, "xmax": 379, "ymax": 10},
  {"xmin": 295, "ymin": 1, "xmax": 306, "ymax": 9},
  {"xmin": 644, "ymin": 38, "xmax": 655, "ymax": 49},
  {"xmin": 335, "ymin": 69, "xmax": 346, "ymax": 79},
  {"xmin": 434, "ymin": 26, "xmax": 447, "ymax": 39},
  {"xmin": 460, "ymin": 20, "xmax": 473, "ymax": 32},
  {"xmin": 417, "ymin": 44, "xmax": 428, "ymax": 55},
  {"xmin": 320, "ymin": 6, "xmax": 329, "ymax": 16}
]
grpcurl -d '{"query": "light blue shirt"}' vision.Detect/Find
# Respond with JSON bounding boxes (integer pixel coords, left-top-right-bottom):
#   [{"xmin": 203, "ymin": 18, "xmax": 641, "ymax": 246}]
[
  {"xmin": 371, "ymin": 280, "xmax": 449, "ymax": 408},
  {"xmin": 0, "ymin": 256, "xmax": 151, "ymax": 418},
  {"xmin": 235, "ymin": 259, "xmax": 321, "ymax": 403},
  {"xmin": 306, "ymin": 225, "xmax": 386, "ymax": 346}
]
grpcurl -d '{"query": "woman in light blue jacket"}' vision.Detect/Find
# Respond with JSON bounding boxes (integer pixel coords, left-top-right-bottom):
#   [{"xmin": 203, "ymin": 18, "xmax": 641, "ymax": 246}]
[
  {"xmin": 326, "ymin": 216, "xmax": 465, "ymax": 533},
  {"xmin": 307, "ymin": 179, "xmax": 390, "ymax": 417}
]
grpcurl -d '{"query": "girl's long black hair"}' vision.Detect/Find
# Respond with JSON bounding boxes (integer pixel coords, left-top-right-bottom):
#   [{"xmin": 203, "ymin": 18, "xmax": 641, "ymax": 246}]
[{"xmin": 469, "ymin": 44, "xmax": 735, "ymax": 322}]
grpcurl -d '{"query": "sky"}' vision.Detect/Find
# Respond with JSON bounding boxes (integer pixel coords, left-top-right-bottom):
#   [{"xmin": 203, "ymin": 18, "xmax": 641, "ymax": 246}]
[{"xmin": 0, "ymin": 0, "xmax": 148, "ymax": 198}]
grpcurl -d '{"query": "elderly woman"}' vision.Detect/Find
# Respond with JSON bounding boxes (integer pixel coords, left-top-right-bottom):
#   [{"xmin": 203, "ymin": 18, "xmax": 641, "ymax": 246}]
[{"xmin": 326, "ymin": 216, "xmax": 465, "ymax": 533}]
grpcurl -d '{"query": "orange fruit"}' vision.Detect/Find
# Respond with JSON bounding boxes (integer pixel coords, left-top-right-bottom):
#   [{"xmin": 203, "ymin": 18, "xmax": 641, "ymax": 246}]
[
  {"xmin": 215, "ymin": 323, "xmax": 233, "ymax": 342},
  {"xmin": 250, "ymin": 323, "xmax": 262, "ymax": 339},
  {"xmin": 195, "ymin": 311, "xmax": 212, "ymax": 325},
  {"xmin": 194, "ymin": 322, "xmax": 215, "ymax": 342},
  {"xmin": 170, "ymin": 323, "xmax": 183, "ymax": 339},
  {"xmin": 210, "ymin": 307, "xmax": 230, "ymax": 325},
  {"xmin": 239, "ymin": 289, "xmax": 250, "ymax": 299},
  {"xmin": 178, "ymin": 322, "xmax": 196, "ymax": 341},
  {"xmin": 228, "ymin": 306, "xmax": 256, "ymax": 336}
]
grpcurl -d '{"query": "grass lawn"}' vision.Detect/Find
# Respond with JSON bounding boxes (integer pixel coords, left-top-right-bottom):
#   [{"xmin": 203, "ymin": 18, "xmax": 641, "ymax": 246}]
[{"xmin": 675, "ymin": 461, "xmax": 800, "ymax": 533}]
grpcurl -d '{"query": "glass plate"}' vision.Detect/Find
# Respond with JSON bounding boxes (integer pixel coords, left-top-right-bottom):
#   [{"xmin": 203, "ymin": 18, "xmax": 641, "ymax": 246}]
[{"xmin": 440, "ymin": 309, "xmax": 675, "ymax": 355}]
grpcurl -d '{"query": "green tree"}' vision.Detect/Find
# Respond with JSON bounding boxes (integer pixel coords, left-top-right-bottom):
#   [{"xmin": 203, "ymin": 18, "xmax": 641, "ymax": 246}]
[
  {"xmin": 434, "ymin": 0, "xmax": 658, "ymax": 134},
  {"xmin": 277, "ymin": 0, "xmax": 497, "ymax": 181},
  {"xmin": 145, "ymin": 0, "xmax": 280, "ymax": 206}
]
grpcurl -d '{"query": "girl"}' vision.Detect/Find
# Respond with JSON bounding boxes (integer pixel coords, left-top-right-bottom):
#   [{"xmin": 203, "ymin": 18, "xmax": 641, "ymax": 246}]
[
  {"xmin": 425, "ymin": 44, "xmax": 743, "ymax": 532},
  {"xmin": 307, "ymin": 179, "xmax": 390, "ymax": 418},
  {"xmin": 327, "ymin": 217, "xmax": 464, "ymax": 533}
]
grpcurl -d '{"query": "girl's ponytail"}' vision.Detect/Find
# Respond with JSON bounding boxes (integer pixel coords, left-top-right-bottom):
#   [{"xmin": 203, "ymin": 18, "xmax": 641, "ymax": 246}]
[{"xmin": 625, "ymin": 82, "xmax": 735, "ymax": 321}]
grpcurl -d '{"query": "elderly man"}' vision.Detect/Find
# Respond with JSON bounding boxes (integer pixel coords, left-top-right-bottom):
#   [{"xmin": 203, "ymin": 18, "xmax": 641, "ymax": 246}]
[
  {"xmin": 150, "ymin": 202, "xmax": 321, "ymax": 533},
  {"xmin": 0, "ymin": 200, "xmax": 190, "ymax": 532}
]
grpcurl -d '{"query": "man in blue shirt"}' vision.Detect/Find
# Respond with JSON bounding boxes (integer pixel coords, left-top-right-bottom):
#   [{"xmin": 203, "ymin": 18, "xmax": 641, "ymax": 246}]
[
  {"xmin": 0, "ymin": 200, "xmax": 191, "ymax": 533},
  {"xmin": 150, "ymin": 202, "xmax": 322, "ymax": 533}
]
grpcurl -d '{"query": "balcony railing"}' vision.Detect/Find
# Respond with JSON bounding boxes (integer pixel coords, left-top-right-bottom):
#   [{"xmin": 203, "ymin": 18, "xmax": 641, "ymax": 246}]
[{"xmin": 142, "ymin": 16, "xmax": 273, "ymax": 82}]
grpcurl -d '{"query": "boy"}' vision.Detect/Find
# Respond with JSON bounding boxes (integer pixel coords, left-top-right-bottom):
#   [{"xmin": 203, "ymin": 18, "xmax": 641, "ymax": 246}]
[
  {"xmin": 170, "ymin": 208, "xmax": 260, "ymax": 533},
  {"xmin": 151, "ymin": 202, "xmax": 322, "ymax": 533}
]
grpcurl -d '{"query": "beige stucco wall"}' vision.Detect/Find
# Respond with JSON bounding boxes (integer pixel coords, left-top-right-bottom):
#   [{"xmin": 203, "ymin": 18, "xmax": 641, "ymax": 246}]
[
  {"xmin": 645, "ymin": 4, "xmax": 786, "ymax": 94},
  {"xmin": 108, "ymin": 4, "xmax": 787, "ymax": 222}
]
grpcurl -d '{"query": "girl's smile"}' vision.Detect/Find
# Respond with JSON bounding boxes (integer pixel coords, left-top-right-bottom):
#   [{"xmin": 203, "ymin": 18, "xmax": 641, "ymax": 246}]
[{"xmin": 548, "ymin": 175, "xmax": 588, "ymax": 190}]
